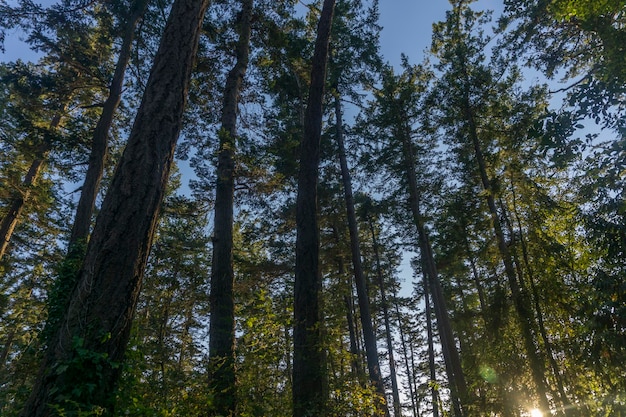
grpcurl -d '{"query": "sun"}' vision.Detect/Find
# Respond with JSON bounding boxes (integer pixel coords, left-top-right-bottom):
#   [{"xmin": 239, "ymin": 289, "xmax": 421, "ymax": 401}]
[{"xmin": 530, "ymin": 409, "xmax": 543, "ymax": 417}]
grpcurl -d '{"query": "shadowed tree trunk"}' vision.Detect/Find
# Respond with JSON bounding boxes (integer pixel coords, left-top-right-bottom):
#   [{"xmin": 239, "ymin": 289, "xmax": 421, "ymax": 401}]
[
  {"xmin": 293, "ymin": 0, "xmax": 336, "ymax": 415},
  {"xmin": 208, "ymin": 0, "xmax": 253, "ymax": 415},
  {"xmin": 334, "ymin": 92, "xmax": 390, "ymax": 417},
  {"xmin": 20, "ymin": 0, "xmax": 210, "ymax": 415}
]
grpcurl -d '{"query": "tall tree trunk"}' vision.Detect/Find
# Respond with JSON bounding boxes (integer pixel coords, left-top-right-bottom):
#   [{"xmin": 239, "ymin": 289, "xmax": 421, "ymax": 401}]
[
  {"xmin": 462, "ymin": 96, "xmax": 552, "ymax": 415},
  {"xmin": 332, "ymin": 222, "xmax": 365, "ymax": 381},
  {"xmin": 67, "ymin": 0, "xmax": 150, "ymax": 253},
  {"xmin": 424, "ymin": 273, "xmax": 440, "ymax": 417},
  {"xmin": 399, "ymin": 119, "xmax": 468, "ymax": 416},
  {"xmin": 208, "ymin": 1, "xmax": 253, "ymax": 415},
  {"xmin": 0, "ymin": 114, "xmax": 61, "ymax": 260},
  {"xmin": 334, "ymin": 93, "xmax": 390, "ymax": 417},
  {"xmin": 505, "ymin": 190, "xmax": 575, "ymax": 416},
  {"xmin": 293, "ymin": 0, "xmax": 335, "ymax": 415},
  {"xmin": 394, "ymin": 301, "xmax": 418, "ymax": 417},
  {"xmin": 363, "ymin": 209, "xmax": 401, "ymax": 417},
  {"xmin": 20, "ymin": 0, "xmax": 210, "ymax": 415}
]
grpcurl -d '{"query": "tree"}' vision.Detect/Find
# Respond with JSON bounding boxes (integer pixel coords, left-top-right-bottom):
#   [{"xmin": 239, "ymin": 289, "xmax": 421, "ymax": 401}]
[
  {"xmin": 293, "ymin": 0, "xmax": 336, "ymax": 415},
  {"xmin": 207, "ymin": 0, "xmax": 253, "ymax": 415},
  {"xmin": 20, "ymin": 0, "xmax": 210, "ymax": 414}
]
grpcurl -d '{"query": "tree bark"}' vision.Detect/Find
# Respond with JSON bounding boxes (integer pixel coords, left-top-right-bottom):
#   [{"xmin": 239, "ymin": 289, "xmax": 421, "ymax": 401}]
[
  {"xmin": 20, "ymin": 0, "xmax": 210, "ymax": 415},
  {"xmin": 207, "ymin": 1, "xmax": 253, "ymax": 416},
  {"xmin": 334, "ymin": 93, "xmax": 390, "ymax": 417},
  {"xmin": 293, "ymin": 0, "xmax": 335, "ymax": 415}
]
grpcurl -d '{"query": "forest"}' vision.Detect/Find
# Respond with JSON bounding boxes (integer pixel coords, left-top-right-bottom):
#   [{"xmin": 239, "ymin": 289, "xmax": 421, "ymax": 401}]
[{"xmin": 0, "ymin": 0, "xmax": 624, "ymax": 416}]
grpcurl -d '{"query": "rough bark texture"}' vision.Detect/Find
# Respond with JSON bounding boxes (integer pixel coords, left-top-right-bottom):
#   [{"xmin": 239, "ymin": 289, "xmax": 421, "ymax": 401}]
[
  {"xmin": 208, "ymin": 0, "xmax": 253, "ymax": 415},
  {"xmin": 334, "ymin": 94, "xmax": 390, "ymax": 417},
  {"xmin": 20, "ymin": 0, "xmax": 210, "ymax": 415},
  {"xmin": 68, "ymin": 0, "xmax": 149, "ymax": 252},
  {"xmin": 293, "ymin": 0, "xmax": 335, "ymax": 415}
]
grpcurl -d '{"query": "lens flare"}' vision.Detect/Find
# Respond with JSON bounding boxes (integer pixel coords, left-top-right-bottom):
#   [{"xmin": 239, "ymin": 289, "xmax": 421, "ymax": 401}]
[{"xmin": 530, "ymin": 409, "xmax": 543, "ymax": 417}]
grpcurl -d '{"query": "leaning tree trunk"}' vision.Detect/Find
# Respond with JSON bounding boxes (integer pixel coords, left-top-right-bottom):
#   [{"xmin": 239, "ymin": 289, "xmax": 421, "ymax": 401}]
[
  {"xmin": 399, "ymin": 118, "xmax": 468, "ymax": 417},
  {"xmin": 67, "ymin": 0, "xmax": 149, "ymax": 253},
  {"xmin": 394, "ymin": 300, "xmax": 419, "ymax": 417},
  {"xmin": 208, "ymin": 0, "xmax": 253, "ymax": 415},
  {"xmin": 20, "ymin": 0, "xmax": 210, "ymax": 415},
  {"xmin": 293, "ymin": 0, "xmax": 335, "ymax": 416},
  {"xmin": 462, "ymin": 95, "xmax": 552, "ymax": 415},
  {"xmin": 364, "ymin": 210, "xmax": 401, "ymax": 417},
  {"xmin": 334, "ymin": 93, "xmax": 390, "ymax": 417},
  {"xmin": 504, "ymin": 190, "xmax": 575, "ymax": 416},
  {"xmin": 424, "ymin": 272, "xmax": 440, "ymax": 417},
  {"xmin": 0, "ymin": 114, "xmax": 61, "ymax": 261}
]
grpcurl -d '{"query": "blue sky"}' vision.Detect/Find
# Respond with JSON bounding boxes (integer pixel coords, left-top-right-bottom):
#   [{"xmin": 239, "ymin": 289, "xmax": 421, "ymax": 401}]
[
  {"xmin": 0, "ymin": 1, "xmax": 505, "ymax": 67},
  {"xmin": 378, "ymin": 0, "xmax": 504, "ymax": 67}
]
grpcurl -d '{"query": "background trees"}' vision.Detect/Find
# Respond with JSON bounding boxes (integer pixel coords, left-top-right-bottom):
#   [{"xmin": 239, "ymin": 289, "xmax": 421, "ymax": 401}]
[{"xmin": 0, "ymin": 0, "xmax": 624, "ymax": 416}]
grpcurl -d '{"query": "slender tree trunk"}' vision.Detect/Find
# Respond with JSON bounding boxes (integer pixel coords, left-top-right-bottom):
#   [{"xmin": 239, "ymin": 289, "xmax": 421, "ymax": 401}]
[
  {"xmin": 334, "ymin": 93, "xmax": 390, "ymax": 417},
  {"xmin": 363, "ymin": 209, "xmax": 400, "ymax": 417},
  {"xmin": 462, "ymin": 96, "xmax": 552, "ymax": 415},
  {"xmin": 398, "ymin": 118, "xmax": 468, "ymax": 416},
  {"xmin": 394, "ymin": 301, "xmax": 418, "ymax": 417},
  {"xmin": 293, "ymin": 1, "xmax": 335, "ymax": 415},
  {"xmin": 208, "ymin": 1, "xmax": 253, "ymax": 415},
  {"xmin": 505, "ymin": 191, "xmax": 575, "ymax": 416},
  {"xmin": 20, "ymin": 1, "xmax": 210, "ymax": 415},
  {"xmin": 330, "ymin": 223, "xmax": 365, "ymax": 381},
  {"xmin": 424, "ymin": 273, "xmax": 440, "ymax": 417},
  {"xmin": 68, "ymin": 0, "xmax": 149, "ymax": 252},
  {"xmin": 0, "ymin": 114, "xmax": 61, "ymax": 260}
]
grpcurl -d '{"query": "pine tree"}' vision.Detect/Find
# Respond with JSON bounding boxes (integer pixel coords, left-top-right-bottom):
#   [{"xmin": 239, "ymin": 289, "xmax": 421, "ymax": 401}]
[{"xmin": 20, "ymin": 0, "xmax": 210, "ymax": 414}]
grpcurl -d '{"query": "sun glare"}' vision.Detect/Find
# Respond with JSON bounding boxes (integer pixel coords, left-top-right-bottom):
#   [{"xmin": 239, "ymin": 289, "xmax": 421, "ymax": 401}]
[{"xmin": 530, "ymin": 409, "xmax": 543, "ymax": 417}]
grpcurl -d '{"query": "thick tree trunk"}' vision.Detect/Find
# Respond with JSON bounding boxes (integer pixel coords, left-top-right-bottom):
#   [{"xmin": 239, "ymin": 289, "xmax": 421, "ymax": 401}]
[
  {"xmin": 293, "ymin": 0, "xmax": 335, "ymax": 415},
  {"xmin": 68, "ymin": 0, "xmax": 149, "ymax": 252},
  {"xmin": 334, "ymin": 94, "xmax": 389, "ymax": 417},
  {"xmin": 208, "ymin": 1, "xmax": 253, "ymax": 415},
  {"xmin": 20, "ymin": 1, "xmax": 210, "ymax": 415},
  {"xmin": 0, "ymin": 114, "xmax": 61, "ymax": 260}
]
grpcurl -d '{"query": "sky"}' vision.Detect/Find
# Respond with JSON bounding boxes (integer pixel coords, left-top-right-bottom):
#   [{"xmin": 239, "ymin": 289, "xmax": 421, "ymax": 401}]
[
  {"xmin": 0, "ymin": 0, "xmax": 506, "ymax": 67},
  {"xmin": 378, "ymin": 0, "xmax": 504, "ymax": 68}
]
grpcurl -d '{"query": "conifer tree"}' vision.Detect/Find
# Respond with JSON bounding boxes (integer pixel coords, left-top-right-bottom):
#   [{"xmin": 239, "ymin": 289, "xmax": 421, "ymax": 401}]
[{"xmin": 21, "ymin": 0, "xmax": 210, "ymax": 414}]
